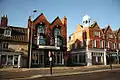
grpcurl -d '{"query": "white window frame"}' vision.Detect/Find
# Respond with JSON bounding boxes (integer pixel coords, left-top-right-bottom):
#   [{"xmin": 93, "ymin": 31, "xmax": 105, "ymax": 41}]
[{"xmin": 4, "ymin": 29, "xmax": 11, "ymax": 37}]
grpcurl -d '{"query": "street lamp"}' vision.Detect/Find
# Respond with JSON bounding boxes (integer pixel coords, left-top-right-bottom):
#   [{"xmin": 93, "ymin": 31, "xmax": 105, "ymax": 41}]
[{"xmin": 28, "ymin": 9, "xmax": 37, "ymax": 68}]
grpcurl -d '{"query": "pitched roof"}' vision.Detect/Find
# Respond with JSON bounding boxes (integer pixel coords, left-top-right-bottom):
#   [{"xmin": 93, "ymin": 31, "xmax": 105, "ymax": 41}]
[
  {"xmin": 51, "ymin": 16, "xmax": 62, "ymax": 25},
  {"xmin": 0, "ymin": 26, "xmax": 28, "ymax": 42}
]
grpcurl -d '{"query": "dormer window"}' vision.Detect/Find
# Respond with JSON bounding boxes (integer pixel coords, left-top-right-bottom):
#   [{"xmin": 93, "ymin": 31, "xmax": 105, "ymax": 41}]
[{"xmin": 4, "ymin": 29, "xmax": 11, "ymax": 37}]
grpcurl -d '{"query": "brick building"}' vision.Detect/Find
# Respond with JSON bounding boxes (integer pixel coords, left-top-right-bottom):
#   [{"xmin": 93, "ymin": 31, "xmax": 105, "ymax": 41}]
[
  {"xmin": 67, "ymin": 15, "xmax": 120, "ymax": 66},
  {"xmin": 27, "ymin": 13, "xmax": 67, "ymax": 67}
]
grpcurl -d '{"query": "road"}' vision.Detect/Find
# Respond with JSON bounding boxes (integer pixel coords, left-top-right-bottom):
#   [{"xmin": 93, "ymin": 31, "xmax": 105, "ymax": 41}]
[
  {"xmin": 34, "ymin": 70, "xmax": 120, "ymax": 80},
  {"xmin": 0, "ymin": 65, "xmax": 120, "ymax": 80}
]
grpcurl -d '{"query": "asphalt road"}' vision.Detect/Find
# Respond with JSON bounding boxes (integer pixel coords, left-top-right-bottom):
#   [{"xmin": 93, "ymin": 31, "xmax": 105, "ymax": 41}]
[{"xmin": 34, "ymin": 70, "xmax": 120, "ymax": 80}]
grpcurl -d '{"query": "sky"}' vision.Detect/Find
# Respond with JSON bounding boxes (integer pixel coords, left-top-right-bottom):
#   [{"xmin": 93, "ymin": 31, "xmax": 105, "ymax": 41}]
[{"xmin": 0, "ymin": 0, "xmax": 120, "ymax": 36}]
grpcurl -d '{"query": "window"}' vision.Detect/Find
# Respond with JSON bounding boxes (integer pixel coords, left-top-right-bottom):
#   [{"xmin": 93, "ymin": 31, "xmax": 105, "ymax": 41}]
[
  {"xmin": 37, "ymin": 35, "xmax": 45, "ymax": 45},
  {"xmin": 54, "ymin": 28, "xmax": 60, "ymax": 36},
  {"xmin": 98, "ymin": 56, "xmax": 101, "ymax": 63},
  {"xmin": 77, "ymin": 32, "xmax": 82, "ymax": 38},
  {"xmin": 108, "ymin": 41, "xmax": 110, "ymax": 48},
  {"xmin": 108, "ymin": 34, "xmax": 113, "ymax": 38},
  {"xmin": 32, "ymin": 52, "xmax": 39, "ymax": 64},
  {"xmin": 92, "ymin": 40, "xmax": 96, "ymax": 48},
  {"xmin": 119, "ymin": 43, "xmax": 120, "ymax": 49},
  {"xmin": 55, "ymin": 37, "xmax": 62, "ymax": 46},
  {"xmin": 74, "ymin": 42, "xmax": 77, "ymax": 49},
  {"xmin": 70, "ymin": 44, "xmax": 72, "ymax": 49},
  {"xmin": 37, "ymin": 25, "xmax": 45, "ymax": 34},
  {"xmin": 4, "ymin": 29, "xmax": 11, "ymax": 37},
  {"xmin": 111, "ymin": 43, "xmax": 114, "ymax": 49},
  {"xmin": 7, "ymin": 55, "xmax": 13, "ymax": 65},
  {"xmin": 94, "ymin": 31, "xmax": 100, "ymax": 37},
  {"xmin": 100, "ymin": 40, "xmax": 103, "ymax": 48},
  {"xmin": 3, "ymin": 42, "xmax": 8, "ymax": 49}
]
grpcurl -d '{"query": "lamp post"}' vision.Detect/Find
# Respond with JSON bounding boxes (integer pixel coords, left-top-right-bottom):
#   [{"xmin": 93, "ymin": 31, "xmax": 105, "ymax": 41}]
[{"xmin": 28, "ymin": 9, "xmax": 37, "ymax": 68}]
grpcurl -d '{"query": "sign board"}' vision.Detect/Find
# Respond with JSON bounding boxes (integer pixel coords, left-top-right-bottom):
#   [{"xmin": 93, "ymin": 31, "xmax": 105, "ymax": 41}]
[
  {"xmin": 39, "ymin": 45, "xmax": 60, "ymax": 50},
  {"xmin": 49, "ymin": 57, "xmax": 52, "ymax": 61}
]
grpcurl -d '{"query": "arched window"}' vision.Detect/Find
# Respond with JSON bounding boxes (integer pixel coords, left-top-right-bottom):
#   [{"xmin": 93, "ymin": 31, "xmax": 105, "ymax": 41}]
[
  {"xmin": 37, "ymin": 24, "xmax": 45, "ymax": 34},
  {"xmin": 54, "ymin": 28, "xmax": 60, "ymax": 36}
]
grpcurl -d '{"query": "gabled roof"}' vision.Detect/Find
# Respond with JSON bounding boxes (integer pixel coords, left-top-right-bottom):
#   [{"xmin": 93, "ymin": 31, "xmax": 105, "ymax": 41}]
[
  {"xmin": 90, "ymin": 21, "xmax": 100, "ymax": 29},
  {"xmin": 51, "ymin": 16, "xmax": 62, "ymax": 25},
  {"xmin": 33, "ymin": 13, "xmax": 49, "ymax": 23},
  {"xmin": 102, "ymin": 25, "xmax": 112, "ymax": 33},
  {"xmin": 0, "ymin": 26, "xmax": 28, "ymax": 42},
  {"xmin": 113, "ymin": 28, "xmax": 120, "ymax": 36}
]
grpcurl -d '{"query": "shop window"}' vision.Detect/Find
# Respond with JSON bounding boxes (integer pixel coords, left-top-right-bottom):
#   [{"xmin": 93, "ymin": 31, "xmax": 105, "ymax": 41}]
[
  {"xmin": 14, "ymin": 55, "xmax": 18, "ymax": 65},
  {"xmin": 7, "ymin": 55, "xmax": 13, "ymax": 65},
  {"xmin": 98, "ymin": 56, "xmax": 101, "ymax": 63},
  {"xmin": 39, "ymin": 54, "xmax": 44, "ymax": 65},
  {"xmin": 1, "ymin": 55, "xmax": 6, "ymax": 65},
  {"xmin": 32, "ymin": 53, "xmax": 39, "ymax": 64}
]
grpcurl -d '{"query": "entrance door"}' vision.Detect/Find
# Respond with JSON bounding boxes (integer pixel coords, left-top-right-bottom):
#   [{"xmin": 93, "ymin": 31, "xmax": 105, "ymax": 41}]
[{"xmin": 14, "ymin": 55, "xmax": 18, "ymax": 67}]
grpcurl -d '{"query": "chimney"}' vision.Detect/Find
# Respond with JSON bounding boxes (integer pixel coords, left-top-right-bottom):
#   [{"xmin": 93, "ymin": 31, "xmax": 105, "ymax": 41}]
[
  {"xmin": 0, "ymin": 15, "xmax": 8, "ymax": 27},
  {"xmin": 62, "ymin": 16, "xmax": 67, "ymax": 27}
]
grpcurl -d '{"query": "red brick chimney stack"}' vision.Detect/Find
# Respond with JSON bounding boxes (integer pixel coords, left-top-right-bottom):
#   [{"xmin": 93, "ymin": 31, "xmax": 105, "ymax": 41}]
[{"xmin": 0, "ymin": 15, "xmax": 8, "ymax": 27}]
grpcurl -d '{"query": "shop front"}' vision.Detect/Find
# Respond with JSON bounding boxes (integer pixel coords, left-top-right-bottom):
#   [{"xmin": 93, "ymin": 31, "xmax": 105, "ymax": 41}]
[
  {"xmin": 0, "ymin": 52, "xmax": 22, "ymax": 68},
  {"xmin": 31, "ymin": 45, "xmax": 65, "ymax": 67}
]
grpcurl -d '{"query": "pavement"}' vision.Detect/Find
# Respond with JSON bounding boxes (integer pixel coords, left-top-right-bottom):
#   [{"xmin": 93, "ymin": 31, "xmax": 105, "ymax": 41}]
[{"xmin": 0, "ymin": 64, "xmax": 120, "ymax": 80}]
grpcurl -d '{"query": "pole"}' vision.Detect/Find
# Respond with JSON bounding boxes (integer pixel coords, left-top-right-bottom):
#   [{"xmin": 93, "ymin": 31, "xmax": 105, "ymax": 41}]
[
  {"xmin": 49, "ymin": 57, "xmax": 52, "ymax": 75},
  {"xmin": 109, "ymin": 54, "xmax": 112, "ymax": 70},
  {"xmin": 29, "ymin": 22, "xmax": 33, "ymax": 68},
  {"xmin": 28, "ymin": 10, "xmax": 37, "ymax": 68}
]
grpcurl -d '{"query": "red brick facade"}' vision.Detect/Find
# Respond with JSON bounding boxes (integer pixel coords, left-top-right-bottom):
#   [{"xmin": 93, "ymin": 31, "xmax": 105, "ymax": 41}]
[{"xmin": 27, "ymin": 13, "xmax": 67, "ymax": 50}]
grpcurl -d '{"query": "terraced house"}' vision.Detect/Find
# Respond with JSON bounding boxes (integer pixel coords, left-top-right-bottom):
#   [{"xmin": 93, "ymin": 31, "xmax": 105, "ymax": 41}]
[
  {"xmin": 0, "ymin": 13, "xmax": 67, "ymax": 68},
  {"xmin": 67, "ymin": 15, "xmax": 120, "ymax": 66}
]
